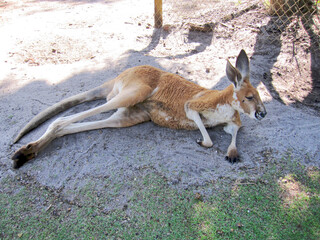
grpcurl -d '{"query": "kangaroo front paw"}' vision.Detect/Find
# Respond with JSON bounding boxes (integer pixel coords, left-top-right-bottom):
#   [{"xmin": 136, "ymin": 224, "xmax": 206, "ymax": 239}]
[
  {"xmin": 225, "ymin": 149, "xmax": 240, "ymax": 164},
  {"xmin": 196, "ymin": 139, "xmax": 212, "ymax": 148},
  {"xmin": 12, "ymin": 144, "xmax": 37, "ymax": 169}
]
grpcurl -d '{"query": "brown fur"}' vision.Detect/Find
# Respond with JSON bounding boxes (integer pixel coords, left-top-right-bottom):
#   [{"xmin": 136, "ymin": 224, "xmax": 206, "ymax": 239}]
[{"xmin": 12, "ymin": 50, "xmax": 266, "ymax": 168}]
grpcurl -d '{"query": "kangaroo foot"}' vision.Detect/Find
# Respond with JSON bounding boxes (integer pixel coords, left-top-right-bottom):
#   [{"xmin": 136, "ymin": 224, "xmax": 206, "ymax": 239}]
[
  {"xmin": 12, "ymin": 144, "xmax": 37, "ymax": 169},
  {"xmin": 225, "ymin": 148, "xmax": 240, "ymax": 164},
  {"xmin": 196, "ymin": 138, "xmax": 213, "ymax": 148}
]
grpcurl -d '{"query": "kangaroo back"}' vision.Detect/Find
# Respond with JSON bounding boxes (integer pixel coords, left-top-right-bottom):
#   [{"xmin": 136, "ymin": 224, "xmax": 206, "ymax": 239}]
[{"xmin": 13, "ymin": 80, "xmax": 115, "ymax": 143}]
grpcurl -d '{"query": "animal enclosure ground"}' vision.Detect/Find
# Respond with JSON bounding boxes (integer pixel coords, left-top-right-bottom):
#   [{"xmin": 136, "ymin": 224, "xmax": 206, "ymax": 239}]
[
  {"xmin": 1, "ymin": 152, "xmax": 320, "ymax": 239},
  {"xmin": 0, "ymin": 0, "xmax": 320, "ymax": 238}
]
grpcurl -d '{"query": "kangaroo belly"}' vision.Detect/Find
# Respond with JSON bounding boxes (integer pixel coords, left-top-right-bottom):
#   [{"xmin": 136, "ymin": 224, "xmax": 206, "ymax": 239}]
[
  {"xmin": 150, "ymin": 109, "xmax": 197, "ymax": 130},
  {"xmin": 138, "ymin": 75, "xmax": 206, "ymax": 130},
  {"xmin": 139, "ymin": 101, "xmax": 197, "ymax": 130}
]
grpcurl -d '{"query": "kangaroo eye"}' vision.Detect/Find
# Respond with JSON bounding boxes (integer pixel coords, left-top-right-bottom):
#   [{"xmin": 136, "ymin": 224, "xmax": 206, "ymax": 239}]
[{"xmin": 246, "ymin": 96, "xmax": 254, "ymax": 101}]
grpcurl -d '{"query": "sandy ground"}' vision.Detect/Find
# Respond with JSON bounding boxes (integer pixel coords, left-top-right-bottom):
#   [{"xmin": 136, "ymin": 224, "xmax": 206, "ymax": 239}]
[{"xmin": 0, "ymin": 0, "xmax": 319, "ymax": 206}]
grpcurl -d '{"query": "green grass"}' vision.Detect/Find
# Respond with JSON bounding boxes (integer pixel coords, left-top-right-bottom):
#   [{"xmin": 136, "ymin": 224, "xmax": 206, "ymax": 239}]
[{"xmin": 0, "ymin": 155, "xmax": 319, "ymax": 239}]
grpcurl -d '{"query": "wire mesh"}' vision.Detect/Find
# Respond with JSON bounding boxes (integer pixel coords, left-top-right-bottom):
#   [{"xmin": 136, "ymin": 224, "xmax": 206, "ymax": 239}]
[{"xmin": 264, "ymin": 0, "xmax": 319, "ymax": 49}]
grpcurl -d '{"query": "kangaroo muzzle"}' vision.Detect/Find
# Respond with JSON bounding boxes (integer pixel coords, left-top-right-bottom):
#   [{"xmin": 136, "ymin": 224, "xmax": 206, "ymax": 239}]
[{"xmin": 255, "ymin": 106, "xmax": 267, "ymax": 120}]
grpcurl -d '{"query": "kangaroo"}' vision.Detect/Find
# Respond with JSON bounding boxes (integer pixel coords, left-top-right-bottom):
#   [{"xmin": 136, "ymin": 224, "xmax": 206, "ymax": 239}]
[{"xmin": 12, "ymin": 49, "xmax": 266, "ymax": 169}]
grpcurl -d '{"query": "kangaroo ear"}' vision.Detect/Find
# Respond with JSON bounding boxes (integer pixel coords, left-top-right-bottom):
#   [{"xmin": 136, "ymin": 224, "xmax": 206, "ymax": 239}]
[
  {"xmin": 236, "ymin": 49, "xmax": 250, "ymax": 80},
  {"xmin": 226, "ymin": 59, "xmax": 242, "ymax": 90}
]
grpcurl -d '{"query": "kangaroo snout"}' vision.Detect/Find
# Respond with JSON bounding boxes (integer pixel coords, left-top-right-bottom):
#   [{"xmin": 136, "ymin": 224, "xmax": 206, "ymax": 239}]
[{"xmin": 255, "ymin": 108, "xmax": 267, "ymax": 120}]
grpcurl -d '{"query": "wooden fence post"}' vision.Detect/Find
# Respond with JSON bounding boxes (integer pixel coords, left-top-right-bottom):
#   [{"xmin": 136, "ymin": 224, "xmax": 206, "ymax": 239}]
[{"xmin": 154, "ymin": 0, "xmax": 163, "ymax": 28}]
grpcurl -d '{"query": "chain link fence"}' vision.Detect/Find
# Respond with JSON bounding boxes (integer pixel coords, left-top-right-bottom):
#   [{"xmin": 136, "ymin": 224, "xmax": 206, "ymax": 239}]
[
  {"xmin": 154, "ymin": 0, "xmax": 319, "ymax": 53},
  {"xmin": 265, "ymin": 0, "xmax": 319, "ymax": 49}
]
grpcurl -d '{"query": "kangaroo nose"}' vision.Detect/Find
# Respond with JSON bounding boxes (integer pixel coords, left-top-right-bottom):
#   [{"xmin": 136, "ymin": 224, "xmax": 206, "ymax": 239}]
[{"xmin": 255, "ymin": 110, "xmax": 267, "ymax": 120}]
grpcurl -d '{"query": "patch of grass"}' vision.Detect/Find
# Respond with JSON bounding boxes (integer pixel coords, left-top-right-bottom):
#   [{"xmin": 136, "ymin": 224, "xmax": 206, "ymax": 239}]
[
  {"xmin": 190, "ymin": 156, "xmax": 320, "ymax": 240},
  {"xmin": 120, "ymin": 175, "xmax": 197, "ymax": 239},
  {"xmin": 0, "ymin": 155, "xmax": 319, "ymax": 239},
  {"xmin": 192, "ymin": 179, "xmax": 319, "ymax": 240}
]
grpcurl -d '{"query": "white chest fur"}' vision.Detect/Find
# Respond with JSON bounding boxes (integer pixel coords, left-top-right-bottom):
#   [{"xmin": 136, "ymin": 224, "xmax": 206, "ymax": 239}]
[{"xmin": 201, "ymin": 104, "xmax": 235, "ymax": 127}]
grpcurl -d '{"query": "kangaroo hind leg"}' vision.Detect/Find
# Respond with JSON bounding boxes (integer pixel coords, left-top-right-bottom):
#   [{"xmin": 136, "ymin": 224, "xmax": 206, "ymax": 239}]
[
  {"xmin": 12, "ymin": 84, "xmax": 153, "ymax": 168},
  {"xmin": 59, "ymin": 106, "xmax": 150, "ymax": 136}
]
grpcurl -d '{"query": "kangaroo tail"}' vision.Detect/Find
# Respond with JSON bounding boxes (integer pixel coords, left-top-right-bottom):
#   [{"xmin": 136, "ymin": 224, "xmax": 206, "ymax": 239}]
[{"xmin": 13, "ymin": 80, "xmax": 115, "ymax": 143}]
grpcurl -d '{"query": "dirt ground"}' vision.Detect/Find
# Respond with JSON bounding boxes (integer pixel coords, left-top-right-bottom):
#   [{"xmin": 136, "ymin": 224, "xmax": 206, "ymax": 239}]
[{"xmin": 0, "ymin": 0, "xmax": 319, "ymax": 207}]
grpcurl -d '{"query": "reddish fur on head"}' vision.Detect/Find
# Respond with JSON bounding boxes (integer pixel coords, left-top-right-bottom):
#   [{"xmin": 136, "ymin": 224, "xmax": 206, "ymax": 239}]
[{"xmin": 227, "ymin": 50, "xmax": 267, "ymax": 120}]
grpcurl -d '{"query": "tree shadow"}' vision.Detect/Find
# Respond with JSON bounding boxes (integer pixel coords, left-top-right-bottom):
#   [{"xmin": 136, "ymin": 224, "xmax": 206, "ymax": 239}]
[
  {"xmin": 251, "ymin": 5, "xmax": 320, "ymax": 110},
  {"xmin": 301, "ymin": 11, "xmax": 320, "ymax": 109},
  {"xmin": 135, "ymin": 27, "xmax": 214, "ymax": 60},
  {"xmin": 173, "ymin": 28, "xmax": 214, "ymax": 59},
  {"xmin": 251, "ymin": 16, "xmax": 291, "ymax": 105}
]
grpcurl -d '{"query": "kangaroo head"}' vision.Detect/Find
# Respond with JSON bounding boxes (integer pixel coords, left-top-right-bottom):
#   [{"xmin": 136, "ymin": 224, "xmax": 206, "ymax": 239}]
[{"xmin": 226, "ymin": 49, "xmax": 267, "ymax": 120}]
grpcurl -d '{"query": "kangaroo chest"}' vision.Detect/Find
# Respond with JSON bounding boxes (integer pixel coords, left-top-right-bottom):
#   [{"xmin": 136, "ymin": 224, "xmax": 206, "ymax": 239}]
[
  {"xmin": 139, "ymin": 100, "xmax": 236, "ymax": 130},
  {"xmin": 200, "ymin": 104, "xmax": 236, "ymax": 127}
]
